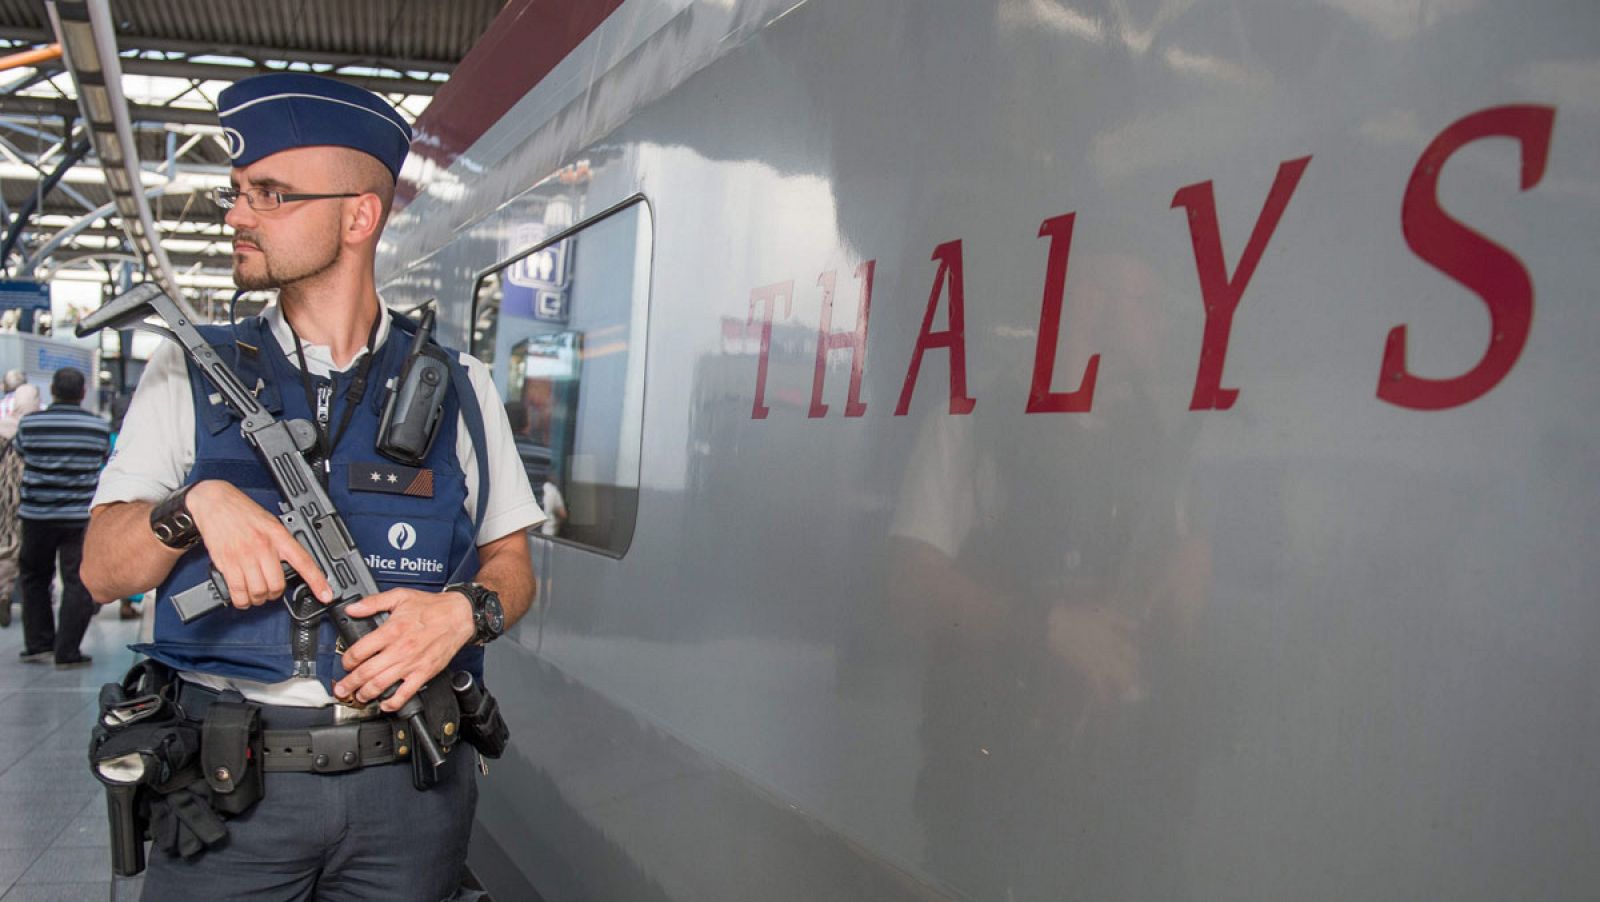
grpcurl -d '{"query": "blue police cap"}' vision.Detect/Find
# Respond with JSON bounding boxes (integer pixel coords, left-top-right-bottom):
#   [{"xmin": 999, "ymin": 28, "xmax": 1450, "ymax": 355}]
[{"xmin": 216, "ymin": 73, "xmax": 412, "ymax": 181}]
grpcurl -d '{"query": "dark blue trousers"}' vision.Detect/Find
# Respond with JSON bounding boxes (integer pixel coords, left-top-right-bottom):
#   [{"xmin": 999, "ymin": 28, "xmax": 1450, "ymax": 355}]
[{"xmin": 139, "ymin": 739, "xmax": 478, "ymax": 901}]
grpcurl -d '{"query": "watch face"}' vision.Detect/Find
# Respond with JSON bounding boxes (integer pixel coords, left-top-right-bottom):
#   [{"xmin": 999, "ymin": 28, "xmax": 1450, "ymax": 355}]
[{"xmin": 483, "ymin": 595, "xmax": 505, "ymax": 635}]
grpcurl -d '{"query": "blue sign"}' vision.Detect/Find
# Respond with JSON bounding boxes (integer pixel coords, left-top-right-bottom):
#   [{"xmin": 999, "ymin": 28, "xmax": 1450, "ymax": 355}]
[
  {"xmin": 504, "ymin": 239, "xmax": 571, "ymax": 324},
  {"xmin": 34, "ymin": 344, "xmax": 91, "ymax": 374}
]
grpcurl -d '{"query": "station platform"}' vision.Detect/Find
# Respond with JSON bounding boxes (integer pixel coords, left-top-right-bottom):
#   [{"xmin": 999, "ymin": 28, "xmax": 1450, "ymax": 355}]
[{"xmin": 0, "ymin": 599, "xmax": 143, "ymax": 901}]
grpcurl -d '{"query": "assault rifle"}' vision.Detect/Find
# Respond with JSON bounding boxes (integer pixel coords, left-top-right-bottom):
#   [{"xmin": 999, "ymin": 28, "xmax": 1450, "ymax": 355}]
[{"xmin": 78, "ymin": 283, "xmax": 447, "ymax": 773}]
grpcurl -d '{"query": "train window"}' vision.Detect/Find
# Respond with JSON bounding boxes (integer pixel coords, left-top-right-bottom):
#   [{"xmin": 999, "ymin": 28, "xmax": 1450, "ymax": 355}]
[{"xmin": 471, "ymin": 199, "xmax": 652, "ymax": 557}]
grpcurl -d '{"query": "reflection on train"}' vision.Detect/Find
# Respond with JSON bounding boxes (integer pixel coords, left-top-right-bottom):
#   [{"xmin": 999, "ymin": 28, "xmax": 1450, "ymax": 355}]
[{"xmin": 470, "ymin": 203, "xmax": 651, "ymax": 555}]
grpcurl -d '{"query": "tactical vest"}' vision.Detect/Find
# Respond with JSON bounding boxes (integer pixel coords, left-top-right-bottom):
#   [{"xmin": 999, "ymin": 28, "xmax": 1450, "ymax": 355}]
[{"xmin": 135, "ymin": 313, "xmax": 490, "ymax": 692}]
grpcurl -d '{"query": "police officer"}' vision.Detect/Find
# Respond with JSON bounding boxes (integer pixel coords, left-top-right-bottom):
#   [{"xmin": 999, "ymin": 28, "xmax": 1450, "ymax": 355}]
[{"xmin": 81, "ymin": 73, "xmax": 543, "ymax": 900}]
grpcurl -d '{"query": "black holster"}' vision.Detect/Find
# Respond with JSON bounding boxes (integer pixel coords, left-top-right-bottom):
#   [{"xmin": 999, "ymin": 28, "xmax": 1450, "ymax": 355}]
[
  {"xmin": 103, "ymin": 781, "xmax": 144, "ymax": 878},
  {"xmin": 89, "ymin": 661, "xmax": 181, "ymax": 877},
  {"xmin": 410, "ymin": 678, "xmax": 463, "ymax": 790}
]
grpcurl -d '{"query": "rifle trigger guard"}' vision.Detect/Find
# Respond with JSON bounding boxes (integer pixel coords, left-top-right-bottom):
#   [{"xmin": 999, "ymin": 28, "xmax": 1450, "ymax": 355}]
[{"xmin": 282, "ymin": 586, "xmax": 326, "ymax": 626}]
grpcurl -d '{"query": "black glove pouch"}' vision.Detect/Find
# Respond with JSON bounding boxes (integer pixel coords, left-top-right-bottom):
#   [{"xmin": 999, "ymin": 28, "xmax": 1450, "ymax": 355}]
[
  {"xmin": 141, "ymin": 719, "xmax": 227, "ymax": 859},
  {"xmin": 200, "ymin": 692, "xmax": 264, "ymax": 816},
  {"xmin": 146, "ymin": 778, "xmax": 226, "ymax": 860}
]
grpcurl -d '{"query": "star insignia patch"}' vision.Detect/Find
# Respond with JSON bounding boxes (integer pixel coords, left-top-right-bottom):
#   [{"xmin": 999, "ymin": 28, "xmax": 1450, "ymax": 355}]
[{"xmin": 348, "ymin": 462, "xmax": 434, "ymax": 498}]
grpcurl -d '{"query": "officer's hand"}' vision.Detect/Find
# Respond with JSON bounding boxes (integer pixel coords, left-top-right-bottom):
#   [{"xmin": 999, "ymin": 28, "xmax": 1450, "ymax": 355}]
[
  {"xmin": 1046, "ymin": 604, "xmax": 1142, "ymax": 706},
  {"xmin": 332, "ymin": 589, "xmax": 475, "ymax": 712},
  {"xmin": 186, "ymin": 480, "xmax": 334, "ymax": 609}
]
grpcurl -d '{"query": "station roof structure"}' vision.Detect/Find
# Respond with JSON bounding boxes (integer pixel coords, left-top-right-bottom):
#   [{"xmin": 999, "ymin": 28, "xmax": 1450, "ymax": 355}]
[{"xmin": 0, "ymin": 0, "xmax": 501, "ymax": 316}]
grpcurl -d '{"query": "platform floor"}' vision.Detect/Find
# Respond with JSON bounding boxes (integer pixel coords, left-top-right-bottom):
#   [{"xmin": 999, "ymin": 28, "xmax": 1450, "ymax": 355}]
[{"xmin": 0, "ymin": 598, "xmax": 143, "ymax": 901}]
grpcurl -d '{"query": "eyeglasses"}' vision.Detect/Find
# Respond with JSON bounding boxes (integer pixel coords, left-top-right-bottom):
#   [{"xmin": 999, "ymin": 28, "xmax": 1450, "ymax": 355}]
[{"xmin": 209, "ymin": 186, "xmax": 361, "ymax": 211}]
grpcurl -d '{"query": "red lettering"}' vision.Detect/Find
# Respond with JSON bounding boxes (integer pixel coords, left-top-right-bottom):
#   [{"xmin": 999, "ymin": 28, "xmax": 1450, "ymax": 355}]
[
  {"xmin": 808, "ymin": 261, "xmax": 875, "ymax": 418},
  {"xmin": 1172, "ymin": 156, "xmax": 1312, "ymax": 410},
  {"xmin": 748, "ymin": 280, "xmax": 793, "ymax": 419},
  {"xmin": 1379, "ymin": 105, "xmax": 1553, "ymax": 410},
  {"xmin": 895, "ymin": 241, "xmax": 977, "ymax": 416},
  {"xmin": 1026, "ymin": 212, "xmax": 1099, "ymax": 413}
]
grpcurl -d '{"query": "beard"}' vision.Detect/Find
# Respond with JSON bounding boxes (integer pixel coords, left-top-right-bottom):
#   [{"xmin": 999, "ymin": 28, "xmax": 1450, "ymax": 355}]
[{"xmin": 232, "ymin": 232, "xmax": 341, "ymax": 291}]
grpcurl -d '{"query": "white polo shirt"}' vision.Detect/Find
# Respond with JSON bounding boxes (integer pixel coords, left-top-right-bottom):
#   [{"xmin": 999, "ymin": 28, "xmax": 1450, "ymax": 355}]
[{"xmin": 93, "ymin": 303, "xmax": 544, "ymax": 706}]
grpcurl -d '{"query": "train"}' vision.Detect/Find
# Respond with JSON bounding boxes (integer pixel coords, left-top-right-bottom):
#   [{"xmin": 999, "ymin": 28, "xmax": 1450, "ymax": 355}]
[{"xmin": 374, "ymin": 1, "xmax": 1600, "ymax": 899}]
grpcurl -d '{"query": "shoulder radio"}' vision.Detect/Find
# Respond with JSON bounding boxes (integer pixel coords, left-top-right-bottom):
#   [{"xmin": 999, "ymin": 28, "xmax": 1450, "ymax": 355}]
[{"xmin": 376, "ymin": 306, "xmax": 450, "ymax": 467}]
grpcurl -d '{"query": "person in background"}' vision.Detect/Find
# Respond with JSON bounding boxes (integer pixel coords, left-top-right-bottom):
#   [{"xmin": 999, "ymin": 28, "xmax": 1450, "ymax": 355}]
[
  {"xmin": 0, "ymin": 369, "xmax": 27, "ymax": 418},
  {"xmin": 0, "ymin": 381, "xmax": 40, "ymax": 628},
  {"xmin": 15, "ymin": 368, "xmax": 110, "ymax": 664},
  {"xmin": 540, "ymin": 478, "xmax": 567, "ymax": 538}
]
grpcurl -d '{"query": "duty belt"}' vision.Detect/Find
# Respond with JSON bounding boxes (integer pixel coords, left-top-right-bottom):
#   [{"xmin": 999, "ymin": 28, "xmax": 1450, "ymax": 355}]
[
  {"xmin": 175, "ymin": 681, "xmax": 412, "ymax": 774},
  {"xmin": 261, "ymin": 720, "xmax": 407, "ymax": 773}
]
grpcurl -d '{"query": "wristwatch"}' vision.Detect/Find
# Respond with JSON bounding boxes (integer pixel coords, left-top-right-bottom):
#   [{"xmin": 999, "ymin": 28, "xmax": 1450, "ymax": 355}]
[
  {"xmin": 149, "ymin": 485, "xmax": 202, "ymax": 549},
  {"xmin": 446, "ymin": 581, "xmax": 505, "ymax": 646}
]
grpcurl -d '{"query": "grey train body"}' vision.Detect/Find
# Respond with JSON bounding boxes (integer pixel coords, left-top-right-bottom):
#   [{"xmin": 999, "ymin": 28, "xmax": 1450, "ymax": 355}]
[{"xmin": 377, "ymin": 1, "xmax": 1600, "ymax": 899}]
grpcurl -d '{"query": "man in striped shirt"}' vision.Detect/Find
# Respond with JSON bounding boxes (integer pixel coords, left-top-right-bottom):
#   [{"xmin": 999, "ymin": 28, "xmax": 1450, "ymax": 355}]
[{"xmin": 16, "ymin": 367, "xmax": 110, "ymax": 666}]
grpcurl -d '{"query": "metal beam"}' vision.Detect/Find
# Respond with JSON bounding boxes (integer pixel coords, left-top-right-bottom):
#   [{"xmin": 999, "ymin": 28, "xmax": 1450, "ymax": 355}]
[
  {"xmin": 0, "ymin": 135, "xmax": 90, "ymax": 272},
  {"xmin": 13, "ymin": 57, "xmax": 444, "ymax": 96},
  {"xmin": 0, "ymin": 94, "xmax": 217, "ymax": 125},
  {"xmin": 47, "ymin": 0, "xmax": 186, "ymax": 304},
  {"xmin": 19, "ymin": 182, "xmax": 179, "ymax": 275},
  {"xmin": 47, "ymin": 226, "xmax": 225, "ymax": 241},
  {"xmin": 115, "ymin": 57, "xmax": 444, "ymax": 96},
  {"xmin": 0, "ymin": 27, "xmax": 456, "ymax": 73},
  {"xmin": 0, "ymin": 67, "xmax": 55, "ymax": 97}
]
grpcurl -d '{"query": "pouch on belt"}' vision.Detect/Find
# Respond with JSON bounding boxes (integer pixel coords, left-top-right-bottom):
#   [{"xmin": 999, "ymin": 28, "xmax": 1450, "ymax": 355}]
[{"xmin": 200, "ymin": 691, "xmax": 264, "ymax": 816}]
